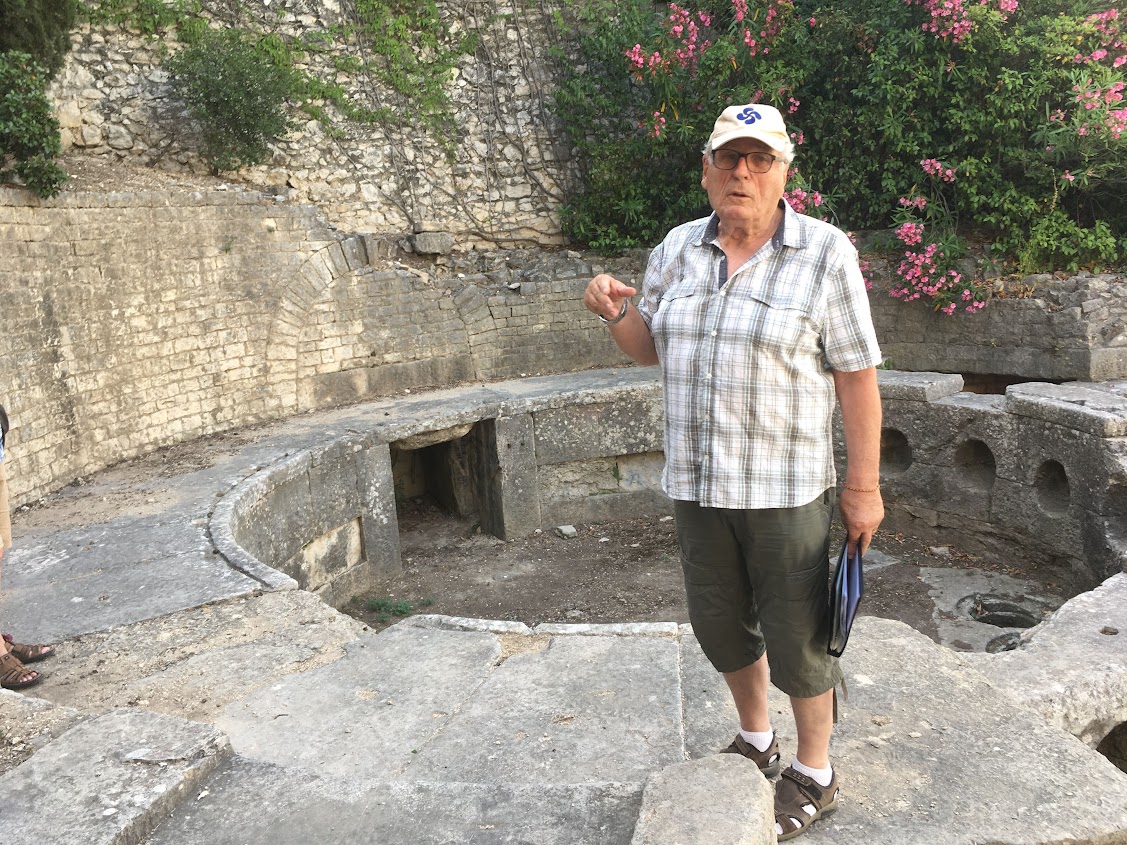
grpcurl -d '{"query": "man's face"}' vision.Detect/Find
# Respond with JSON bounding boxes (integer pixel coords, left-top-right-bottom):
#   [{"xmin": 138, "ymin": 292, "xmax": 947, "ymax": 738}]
[{"xmin": 701, "ymin": 138, "xmax": 787, "ymax": 226}]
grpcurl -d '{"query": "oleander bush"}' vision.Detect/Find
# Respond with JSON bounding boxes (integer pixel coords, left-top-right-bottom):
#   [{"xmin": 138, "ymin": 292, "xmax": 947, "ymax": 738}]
[{"xmin": 552, "ymin": 0, "xmax": 1127, "ymax": 309}]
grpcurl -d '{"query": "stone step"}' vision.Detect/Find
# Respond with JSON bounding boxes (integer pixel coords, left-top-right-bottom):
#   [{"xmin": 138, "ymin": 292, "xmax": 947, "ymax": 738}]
[
  {"xmin": 0, "ymin": 708, "xmax": 229, "ymax": 845},
  {"xmin": 140, "ymin": 616, "xmax": 1127, "ymax": 845}
]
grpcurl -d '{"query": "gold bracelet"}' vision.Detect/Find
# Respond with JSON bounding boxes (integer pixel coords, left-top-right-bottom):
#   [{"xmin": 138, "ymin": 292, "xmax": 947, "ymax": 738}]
[{"xmin": 842, "ymin": 482, "xmax": 880, "ymax": 493}]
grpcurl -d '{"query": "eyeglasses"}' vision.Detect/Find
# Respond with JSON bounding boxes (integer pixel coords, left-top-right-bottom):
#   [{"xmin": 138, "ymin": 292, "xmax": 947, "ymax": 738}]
[{"xmin": 710, "ymin": 150, "xmax": 779, "ymax": 173}]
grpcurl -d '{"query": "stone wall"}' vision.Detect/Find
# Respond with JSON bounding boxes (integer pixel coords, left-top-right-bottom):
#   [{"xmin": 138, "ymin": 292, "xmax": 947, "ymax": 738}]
[
  {"xmin": 868, "ymin": 274, "xmax": 1127, "ymax": 381},
  {"xmin": 50, "ymin": 0, "xmax": 574, "ymax": 245},
  {"xmin": 869, "ymin": 373, "xmax": 1127, "ymax": 588},
  {"xmin": 0, "ymin": 185, "xmax": 634, "ymax": 506}
]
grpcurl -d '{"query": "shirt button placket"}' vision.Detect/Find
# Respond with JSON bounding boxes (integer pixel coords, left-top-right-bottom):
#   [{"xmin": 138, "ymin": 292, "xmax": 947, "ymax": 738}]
[{"xmin": 699, "ymin": 290, "xmax": 726, "ymax": 496}]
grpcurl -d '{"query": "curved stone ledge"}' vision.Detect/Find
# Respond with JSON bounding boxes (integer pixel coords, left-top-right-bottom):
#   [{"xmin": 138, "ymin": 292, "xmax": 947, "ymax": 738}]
[{"xmin": 214, "ymin": 369, "xmax": 1127, "ymax": 608}]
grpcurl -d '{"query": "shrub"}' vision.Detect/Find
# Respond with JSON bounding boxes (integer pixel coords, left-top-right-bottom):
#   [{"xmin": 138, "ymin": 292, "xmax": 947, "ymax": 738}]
[
  {"xmin": 0, "ymin": 0, "xmax": 77, "ymax": 79},
  {"xmin": 165, "ymin": 28, "xmax": 295, "ymax": 174},
  {"xmin": 552, "ymin": 0, "xmax": 1127, "ymax": 294},
  {"xmin": 0, "ymin": 51, "xmax": 68, "ymax": 197}
]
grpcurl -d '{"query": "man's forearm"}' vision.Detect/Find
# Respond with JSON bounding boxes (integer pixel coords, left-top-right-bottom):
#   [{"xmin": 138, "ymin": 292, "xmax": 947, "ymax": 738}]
[
  {"xmin": 608, "ymin": 304, "xmax": 659, "ymax": 366},
  {"xmin": 833, "ymin": 367, "xmax": 881, "ymax": 486}
]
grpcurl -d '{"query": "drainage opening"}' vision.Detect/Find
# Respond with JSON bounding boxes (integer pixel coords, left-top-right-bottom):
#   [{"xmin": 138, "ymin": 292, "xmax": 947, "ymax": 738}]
[
  {"xmin": 391, "ymin": 422, "xmax": 482, "ymax": 529},
  {"xmin": 954, "ymin": 438, "xmax": 996, "ymax": 491},
  {"xmin": 1098, "ymin": 722, "xmax": 1127, "ymax": 775},
  {"xmin": 967, "ymin": 595, "xmax": 1041, "ymax": 628},
  {"xmin": 881, "ymin": 428, "xmax": 912, "ymax": 475},
  {"xmin": 1034, "ymin": 460, "xmax": 1070, "ymax": 516}
]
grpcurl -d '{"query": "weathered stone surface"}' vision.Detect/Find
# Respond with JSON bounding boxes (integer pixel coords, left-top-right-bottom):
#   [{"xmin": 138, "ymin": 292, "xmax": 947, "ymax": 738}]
[
  {"xmin": 876, "ymin": 370, "xmax": 963, "ymax": 402},
  {"xmin": 412, "ymin": 231, "xmax": 455, "ymax": 255},
  {"xmin": 631, "ymin": 755, "xmax": 774, "ymax": 845},
  {"xmin": 27, "ymin": 590, "xmax": 369, "ymax": 725},
  {"xmin": 216, "ymin": 625, "xmax": 502, "ymax": 779},
  {"xmin": 146, "ymin": 757, "xmax": 643, "ymax": 845},
  {"xmin": 969, "ymin": 572, "xmax": 1127, "ymax": 748},
  {"xmin": 405, "ymin": 633, "xmax": 684, "ymax": 784},
  {"xmin": 816, "ymin": 617, "xmax": 1127, "ymax": 845},
  {"xmin": 534, "ymin": 395, "xmax": 665, "ymax": 465},
  {"xmin": 0, "ymin": 709, "xmax": 229, "ymax": 845},
  {"xmin": 867, "ymin": 275, "xmax": 1127, "ymax": 381},
  {"xmin": 1005, "ymin": 381, "xmax": 1127, "ymax": 436},
  {"xmin": 487, "ymin": 413, "xmax": 541, "ymax": 539}
]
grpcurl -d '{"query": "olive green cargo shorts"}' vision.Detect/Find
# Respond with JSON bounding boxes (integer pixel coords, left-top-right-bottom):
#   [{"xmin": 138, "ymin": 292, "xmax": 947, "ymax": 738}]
[{"xmin": 674, "ymin": 489, "xmax": 842, "ymax": 698}]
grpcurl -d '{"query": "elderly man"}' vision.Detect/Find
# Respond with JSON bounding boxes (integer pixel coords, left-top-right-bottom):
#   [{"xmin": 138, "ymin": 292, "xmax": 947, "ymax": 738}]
[{"xmin": 583, "ymin": 103, "xmax": 883, "ymax": 840}]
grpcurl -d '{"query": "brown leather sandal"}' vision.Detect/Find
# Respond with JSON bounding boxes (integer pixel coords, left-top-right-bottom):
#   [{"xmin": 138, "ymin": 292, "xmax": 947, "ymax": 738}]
[
  {"xmin": 0, "ymin": 651, "xmax": 42, "ymax": 689},
  {"xmin": 721, "ymin": 732, "xmax": 782, "ymax": 777},
  {"xmin": 774, "ymin": 766, "xmax": 840, "ymax": 841},
  {"xmin": 2, "ymin": 634, "xmax": 54, "ymax": 663}
]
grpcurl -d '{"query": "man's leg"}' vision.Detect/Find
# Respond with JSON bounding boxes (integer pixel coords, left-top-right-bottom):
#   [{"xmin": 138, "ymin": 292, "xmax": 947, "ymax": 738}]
[
  {"xmin": 723, "ymin": 653, "xmax": 771, "ymax": 732},
  {"xmin": 790, "ymin": 688, "xmax": 834, "ymax": 769}
]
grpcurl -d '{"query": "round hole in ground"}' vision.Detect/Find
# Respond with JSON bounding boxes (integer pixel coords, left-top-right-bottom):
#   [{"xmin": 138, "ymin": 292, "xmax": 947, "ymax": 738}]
[
  {"xmin": 881, "ymin": 428, "xmax": 912, "ymax": 475},
  {"xmin": 959, "ymin": 593, "xmax": 1041, "ymax": 628},
  {"xmin": 1098, "ymin": 722, "xmax": 1127, "ymax": 775},
  {"xmin": 985, "ymin": 632, "xmax": 1023, "ymax": 653},
  {"xmin": 954, "ymin": 438, "xmax": 996, "ymax": 491},
  {"xmin": 1034, "ymin": 460, "xmax": 1070, "ymax": 516}
]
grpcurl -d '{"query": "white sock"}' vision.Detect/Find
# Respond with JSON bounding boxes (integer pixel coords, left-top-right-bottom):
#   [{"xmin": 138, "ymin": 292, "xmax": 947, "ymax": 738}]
[
  {"xmin": 738, "ymin": 728, "xmax": 775, "ymax": 752},
  {"xmin": 791, "ymin": 758, "xmax": 833, "ymax": 787}
]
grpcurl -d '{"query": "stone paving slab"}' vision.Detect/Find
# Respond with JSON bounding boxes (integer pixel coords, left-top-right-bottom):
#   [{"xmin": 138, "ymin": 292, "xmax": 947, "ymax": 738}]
[
  {"xmin": 18, "ymin": 590, "xmax": 369, "ymax": 727},
  {"xmin": 3, "ymin": 516, "xmax": 213, "ymax": 588},
  {"xmin": 145, "ymin": 756, "xmax": 643, "ymax": 845},
  {"xmin": 680, "ymin": 617, "xmax": 1127, "ymax": 845},
  {"xmin": 0, "ymin": 708, "xmax": 229, "ymax": 845},
  {"xmin": 405, "ymin": 632, "xmax": 683, "ymax": 785},
  {"xmin": 0, "ymin": 549, "xmax": 260, "ymax": 643},
  {"xmin": 217, "ymin": 624, "xmax": 503, "ymax": 779},
  {"xmin": 801, "ymin": 617, "xmax": 1127, "ymax": 845}
]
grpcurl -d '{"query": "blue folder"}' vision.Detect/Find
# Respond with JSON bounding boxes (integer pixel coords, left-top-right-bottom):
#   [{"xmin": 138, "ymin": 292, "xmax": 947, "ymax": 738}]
[{"xmin": 827, "ymin": 542, "xmax": 864, "ymax": 657}]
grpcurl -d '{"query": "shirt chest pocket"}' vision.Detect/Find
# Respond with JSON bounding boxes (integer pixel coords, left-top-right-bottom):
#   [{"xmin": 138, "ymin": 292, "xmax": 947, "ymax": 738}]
[
  {"xmin": 651, "ymin": 283, "xmax": 706, "ymax": 339},
  {"xmin": 735, "ymin": 286, "xmax": 822, "ymax": 356}
]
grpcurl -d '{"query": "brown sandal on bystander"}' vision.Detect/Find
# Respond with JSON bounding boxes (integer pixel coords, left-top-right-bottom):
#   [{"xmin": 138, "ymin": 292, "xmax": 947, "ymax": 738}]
[
  {"xmin": 0, "ymin": 651, "xmax": 42, "ymax": 689},
  {"xmin": 2, "ymin": 634, "xmax": 54, "ymax": 664}
]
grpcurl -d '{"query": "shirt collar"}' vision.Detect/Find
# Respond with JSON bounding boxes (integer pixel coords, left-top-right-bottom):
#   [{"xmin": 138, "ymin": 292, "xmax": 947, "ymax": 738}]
[{"xmin": 696, "ymin": 198, "xmax": 809, "ymax": 250}]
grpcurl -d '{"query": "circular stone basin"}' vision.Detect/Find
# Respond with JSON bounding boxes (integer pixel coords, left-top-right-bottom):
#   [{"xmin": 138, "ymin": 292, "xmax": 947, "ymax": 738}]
[{"xmin": 963, "ymin": 594, "xmax": 1042, "ymax": 629}]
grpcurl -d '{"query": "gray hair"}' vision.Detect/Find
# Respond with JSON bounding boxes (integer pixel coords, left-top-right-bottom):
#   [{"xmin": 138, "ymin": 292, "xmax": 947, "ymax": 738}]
[{"xmin": 703, "ymin": 138, "xmax": 795, "ymax": 167}]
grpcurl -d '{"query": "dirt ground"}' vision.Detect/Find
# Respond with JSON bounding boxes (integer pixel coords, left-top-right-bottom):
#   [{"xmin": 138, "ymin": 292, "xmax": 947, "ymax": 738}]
[{"xmin": 344, "ymin": 496, "xmax": 1058, "ymax": 644}]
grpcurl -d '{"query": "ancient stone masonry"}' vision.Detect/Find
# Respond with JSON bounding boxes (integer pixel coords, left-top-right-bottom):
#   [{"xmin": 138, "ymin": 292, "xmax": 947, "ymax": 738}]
[
  {"xmin": 869, "ymin": 273, "xmax": 1127, "ymax": 381},
  {"xmin": 220, "ymin": 369, "xmax": 1127, "ymax": 613},
  {"xmin": 0, "ymin": 186, "xmax": 633, "ymax": 506},
  {"xmin": 50, "ymin": 0, "xmax": 576, "ymax": 246}
]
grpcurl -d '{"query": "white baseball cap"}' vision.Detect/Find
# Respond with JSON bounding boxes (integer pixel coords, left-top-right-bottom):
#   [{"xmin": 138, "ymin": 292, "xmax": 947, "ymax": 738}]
[{"xmin": 707, "ymin": 104, "xmax": 789, "ymax": 153}]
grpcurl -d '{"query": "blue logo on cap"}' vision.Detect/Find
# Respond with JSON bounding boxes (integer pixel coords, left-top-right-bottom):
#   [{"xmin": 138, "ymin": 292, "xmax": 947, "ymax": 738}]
[{"xmin": 737, "ymin": 107, "xmax": 762, "ymax": 125}]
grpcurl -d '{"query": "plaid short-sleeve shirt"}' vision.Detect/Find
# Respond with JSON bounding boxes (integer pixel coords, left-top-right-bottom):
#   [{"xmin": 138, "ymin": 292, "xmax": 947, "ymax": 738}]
[{"xmin": 637, "ymin": 201, "xmax": 882, "ymax": 509}]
